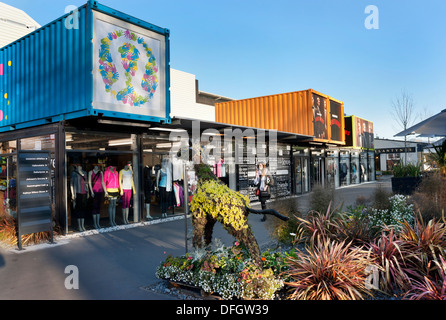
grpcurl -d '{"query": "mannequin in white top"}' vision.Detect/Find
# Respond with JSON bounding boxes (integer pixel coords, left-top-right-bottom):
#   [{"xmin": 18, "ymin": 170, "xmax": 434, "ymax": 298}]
[{"xmin": 119, "ymin": 162, "xmax": 135, "ymax": 225}]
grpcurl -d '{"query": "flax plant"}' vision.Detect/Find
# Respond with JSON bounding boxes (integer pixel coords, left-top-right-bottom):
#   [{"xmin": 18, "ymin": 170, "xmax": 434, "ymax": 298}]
[
  {"xmin": 283, "ymin": 238, "xmax": 373, "ymax": 300},
  {"xmin": 367, "ymin": 229, "xmax": 415, "ymax": 295}
]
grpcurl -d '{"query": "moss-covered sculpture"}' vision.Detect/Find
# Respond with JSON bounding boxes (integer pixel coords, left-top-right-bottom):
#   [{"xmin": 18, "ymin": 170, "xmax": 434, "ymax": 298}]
[{"xmin": 190, "ymin": 164, "xmax": 289, "ymax": 266}]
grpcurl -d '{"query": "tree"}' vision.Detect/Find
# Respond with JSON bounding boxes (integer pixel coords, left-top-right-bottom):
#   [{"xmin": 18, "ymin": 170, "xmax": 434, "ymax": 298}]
[{"xmin": 391, "ymin": 90, "xmax": 416, "ymax": 164}]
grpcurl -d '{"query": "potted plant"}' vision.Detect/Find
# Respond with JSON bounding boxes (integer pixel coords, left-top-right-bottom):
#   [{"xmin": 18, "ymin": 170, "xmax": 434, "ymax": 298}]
[
  {"xmin": 391, "ymin": 161, "xmax": 422, "ymax": 195},
  {"xmin": 427, "ymin": 140, "xmax": 446, "ymax": 176}
]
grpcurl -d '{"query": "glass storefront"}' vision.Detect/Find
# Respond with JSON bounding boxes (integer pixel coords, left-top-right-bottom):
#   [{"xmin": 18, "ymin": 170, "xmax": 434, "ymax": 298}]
[
  {"xmin": 360, "ymin": 151, "xmax": 368, "ymax": 182},
  {"xmin": 66, "ymin": 130, "xmax": 140, "ymax": 231},
  {"xmin": 350, "ymin": 151, "xmax": 360, "ymax": 184},
  {"xmin": 0, "ymin": 121, "xmax": 378, "ymax": 237},
  {"xmin": 141, "ymin": 132, "xmax": 189, "ymax": 220},
  {"xmin": 326, "ymin": 150, "xmax": 339, "ymax": 189},
  {"xmin": 0, "ymin": 146, "xmax": 17, "ymax": 219},
  {"xmin": 368, "ymin": 151, "xmax": 375, "ymax": 181},
  {"xmin": 339, "ymin": 151, "xmax": 350, "ymax": 186},
  {"xmin": 310, "ymin": 149, "xmax": 325, "ymax": 189},
  {"xmin": 293, "ymin": 147, "xmax": 309, "ymax": 195}
]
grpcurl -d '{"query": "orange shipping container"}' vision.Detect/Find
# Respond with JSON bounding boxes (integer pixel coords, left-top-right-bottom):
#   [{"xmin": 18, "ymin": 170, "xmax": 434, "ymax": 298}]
[{"xmin": 215, "ymin": 89, "xmax": 345, "ymax": 144}]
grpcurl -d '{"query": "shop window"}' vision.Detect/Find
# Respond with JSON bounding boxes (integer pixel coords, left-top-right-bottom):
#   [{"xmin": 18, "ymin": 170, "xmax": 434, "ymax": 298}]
[
  {"xmin": 340, "ymin": 152, "xmax": 350, "ymax": 186},
  {"xmin": 0, "ymin": 155, "xmax": 17, "ymax": 218},
  {"xmin": 0, "ymin": 140, "xmax": 17, "ymax": 154},
  {"xmin": 351, "ymin": 153, "xmax": 360, "ymax": 184},
  {"xmin": 142, "ymin": 133, "xmax": 188, "ymax": 220},
  {"xmin": 66, "ymin": 131, "xmax": 137, "ymax": 152},
  {"xmin": 360, "ymin": 152, "xmax": 368, "ymax": 182}
]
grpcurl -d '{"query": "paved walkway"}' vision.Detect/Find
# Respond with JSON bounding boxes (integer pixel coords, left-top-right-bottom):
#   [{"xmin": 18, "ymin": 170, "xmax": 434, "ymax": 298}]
[{"xmin": 0, "ymin": 178, "xmax": 391, "ymax": 300}]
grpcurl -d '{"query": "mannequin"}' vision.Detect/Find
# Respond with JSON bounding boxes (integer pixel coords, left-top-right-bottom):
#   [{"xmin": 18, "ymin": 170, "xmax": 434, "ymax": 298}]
[
  {"xmin": 70, "ymin": 164, "xmax": 89, "ymax": 231},
  {"xmin": 88, "ymin": 165, "xmax": 106, "ymax": 229},
  {"xmin": 144, "ymin": 165, "xmax": 153, "ymax": 220},
  {"xmin": 156, "ymin": 158, "xmax": 172, "ymax": 218},
  {"xmin": 119, "ymin": 161, "xmax": 135, "ymax": 224},
  {"xmin": 104, "ymin": 165, "xmax": 119, "ymax": 227}
]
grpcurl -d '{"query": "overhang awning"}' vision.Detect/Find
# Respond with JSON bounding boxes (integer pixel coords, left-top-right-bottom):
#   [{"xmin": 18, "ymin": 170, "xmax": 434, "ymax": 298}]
[{"xmin": 395, "ymin": 109, "xmax": 446, "ymax": 137}]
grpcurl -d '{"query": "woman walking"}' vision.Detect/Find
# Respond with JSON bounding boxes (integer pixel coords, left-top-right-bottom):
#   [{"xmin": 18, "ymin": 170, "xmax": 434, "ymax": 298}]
[{"xmin": 254, "ymin": 161, "xmax": 274, "ymax": 222}]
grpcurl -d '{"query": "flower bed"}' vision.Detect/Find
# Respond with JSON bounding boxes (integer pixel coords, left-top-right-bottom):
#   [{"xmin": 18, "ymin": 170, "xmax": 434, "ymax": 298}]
[
  {"xmin": 156, "ymin": 240, "xmax": 288, "ymax": 300},
  {"xmin": 157, "ymin": 193, "xmax": 446, "ymax": 300}
]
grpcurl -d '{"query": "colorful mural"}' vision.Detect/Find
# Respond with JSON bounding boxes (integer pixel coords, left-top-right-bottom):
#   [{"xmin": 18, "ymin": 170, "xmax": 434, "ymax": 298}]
[{"xmin": 93, "ymin": 13, "xmax": 166, "ymax": 119}]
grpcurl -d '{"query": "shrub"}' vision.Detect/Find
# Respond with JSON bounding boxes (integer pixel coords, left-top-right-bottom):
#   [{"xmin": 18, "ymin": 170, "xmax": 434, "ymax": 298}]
[
  {"xmin": 0, "ymin": 215, "xmax": 55, "ymax": 248},
  {"xmin": 308, "ymin": 185, "xmax": 336, "ymax": 215},
  {"xmin": 296, "ymin": 202, "xmax": 344, "ymax": 244},
  {"xmin": 283, "ymin": 238, "xmax": 373, "ymax": 300},
  {"xmin": 371, "ymin": 184, "xmax": 391, "ymax": 211},
  {"xmin": 367, "ymin": 229, "xmax": 415, "ymax": 294},
  {"xmin": 338, "ymin": 205, "xmax": 379, "ymax": 245},
  {"xmin": 156, "ymin": 240, "xmax": 285, "ymax": 300},
  {"xmin": 368, "ymin": 194, "xmax": 414, "ymax": 233},
  {"xmin": 399, "ymin": 216, "xmax": 446, "ymax": 275},
  {"xmin": 392, "ymin": 161, "xmax": 422, "ymax": 178},
  {"xmin": 405, "ymin": 256, "xmax": 446, "ymax": 300},
  {"xmin": 410, "ymin": 172, "xmax": 446, "ymax": 222},
  {"xmin": 267, "ymin": 198, "xmax": 302, "ymax": 244}
]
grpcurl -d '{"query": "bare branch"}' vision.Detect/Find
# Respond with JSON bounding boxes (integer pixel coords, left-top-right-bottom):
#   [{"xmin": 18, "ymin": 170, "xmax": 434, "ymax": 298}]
[{"xmin": 391, "ymin": 90, "xmax": 415, "ymax": 131}]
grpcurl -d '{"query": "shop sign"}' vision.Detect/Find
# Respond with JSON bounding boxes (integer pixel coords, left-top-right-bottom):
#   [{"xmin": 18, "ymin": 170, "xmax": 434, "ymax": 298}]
[
  {"xmin": 376, "ymin": 147, "xmax": 416, "ymax": 154},
  {"xmin": 17, "ymin": 151, "xmax": 53, "ymax": 250}
]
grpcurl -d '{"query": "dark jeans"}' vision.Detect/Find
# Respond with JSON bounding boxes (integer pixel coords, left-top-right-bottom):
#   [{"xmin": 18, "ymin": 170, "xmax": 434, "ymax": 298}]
[
  {"xmin": 92, "ymin": 192, "xmax": 103, "ymax": 215},
  {"xmin": 75, "ymin": 193, "xmax": 87, "ymax": 219},
  {"xmin": 159, "ymin": 187, "xmax": 169, "ymax": 213}
]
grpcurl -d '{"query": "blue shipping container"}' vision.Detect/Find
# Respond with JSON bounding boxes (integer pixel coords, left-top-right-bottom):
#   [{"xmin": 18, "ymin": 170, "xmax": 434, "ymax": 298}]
[{"xmin": 0, "ymin": 0, "xmax": 171, "ymax": 132}]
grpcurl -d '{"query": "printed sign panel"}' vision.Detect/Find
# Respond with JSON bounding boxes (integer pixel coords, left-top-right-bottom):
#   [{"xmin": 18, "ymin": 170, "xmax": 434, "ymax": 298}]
[
  {"xmin": 92, "ymin": 11, "xmax": 168, "ymax": 120},
  {"xmin": 354, "ymin": 117, "xmax": 374, "ymax": 149},
  {"xmin": 312, "ymin": 93, "xmax": 328, "ymax": 140},
  {"xmin": 330, "ymin": 100, "xmax": 342, "ymax": 142}
]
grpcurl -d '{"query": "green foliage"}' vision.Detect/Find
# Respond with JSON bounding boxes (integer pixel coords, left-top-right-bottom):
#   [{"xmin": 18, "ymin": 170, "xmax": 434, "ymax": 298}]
[
  {"xmin": 267, "ymin": 198, "xmax": 302, "ymax": 244},
  {"xmin": 410, "ymin": 172, "xmax": 446, "ymax": 222},
  {"xmin": 428, "ymin": 140, "xmax": 446, "ymax": 175},
  {"xmin": 191, "ymin": 179, "xmax": 250, "ymax": 233},
  {"xmin": 367, "ymin": 229, "xmax": 414, "ymax": 295},
  {"xmin": 156, "ymin": 241, "xmax": 284, "ymax": 300},
  {"xmin": 392, "ymin": 161, "xmax": 422, "ymax": 178},
  {"xmin": 368, "ymin": 194, "xmax": 415, "ymax": 232},
  {"xmin": 308, "ymin": 185, "xmax": 336, "ymax": 215}
]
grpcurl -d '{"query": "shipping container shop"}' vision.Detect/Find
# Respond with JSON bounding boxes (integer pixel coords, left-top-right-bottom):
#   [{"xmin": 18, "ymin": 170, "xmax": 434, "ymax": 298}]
[
  {"xmin": 216, "ymin": 89, "xmax": 375, "ymax": 193},
  {"xmin": 344, "ymin": 115, "xmax": 376, "ymax": 184},
  {"xmin": 0, "ymin": 1, "xmax": 376, "ymax": 241},
  {"xmin": 0, "ymin": 0, "xmax": 179, "ymax": 236}
]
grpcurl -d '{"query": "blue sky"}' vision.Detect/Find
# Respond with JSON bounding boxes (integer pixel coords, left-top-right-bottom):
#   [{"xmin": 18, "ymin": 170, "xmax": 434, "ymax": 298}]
[{"xmin": 2, "ymin": 0, "xmax": 445, "ymax": 140}]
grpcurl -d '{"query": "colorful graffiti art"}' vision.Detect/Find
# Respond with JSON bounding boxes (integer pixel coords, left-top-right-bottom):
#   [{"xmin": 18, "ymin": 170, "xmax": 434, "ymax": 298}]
[{"xmin": 98, "ymin": 28, "xmax": 159, "ymax": 107}]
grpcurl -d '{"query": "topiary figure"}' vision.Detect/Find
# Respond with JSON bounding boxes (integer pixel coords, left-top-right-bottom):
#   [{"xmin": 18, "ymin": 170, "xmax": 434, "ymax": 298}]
[{"xmin": 190, "ymin": 164, "xmax": 289, "ymax": 266}]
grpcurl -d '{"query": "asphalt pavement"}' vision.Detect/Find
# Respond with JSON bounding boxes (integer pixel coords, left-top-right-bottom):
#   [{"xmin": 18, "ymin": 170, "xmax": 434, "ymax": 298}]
[{"xmin": 0, "ymin": 177, "xmax": 391, "ymax": 300}]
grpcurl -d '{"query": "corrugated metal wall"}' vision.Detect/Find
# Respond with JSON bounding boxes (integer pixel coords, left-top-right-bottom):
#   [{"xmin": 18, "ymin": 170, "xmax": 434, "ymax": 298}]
[
  {"xmin": 0, "ymin": 4, "xmax": 92, "ymax": 129},
  {"xmin": 216, "ymin": 89, "xmax": 315, "ymax": 137},
  {"xmin": 216, "ymin": 90, "xmax": 314, "ymax": 136},
  {"xmin": 216, "ymin": 89, "xmax": 346, "ymax": 144}
]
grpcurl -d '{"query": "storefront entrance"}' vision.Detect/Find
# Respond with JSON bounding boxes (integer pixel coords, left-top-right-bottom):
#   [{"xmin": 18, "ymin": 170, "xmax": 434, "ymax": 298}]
[
  {"xmin": 294, "ymin": 156, "xmax": 309, "ymax": 194},
  {"xmin": 311, "ymin": 151, "xmax": 325, "ymax": 189}
]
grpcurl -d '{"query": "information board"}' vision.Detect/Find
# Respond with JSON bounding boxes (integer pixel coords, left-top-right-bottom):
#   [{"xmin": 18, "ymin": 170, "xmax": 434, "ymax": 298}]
[{"xmin": 17, "ymin": 151, "xmax": 53, "ymax": 250}]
